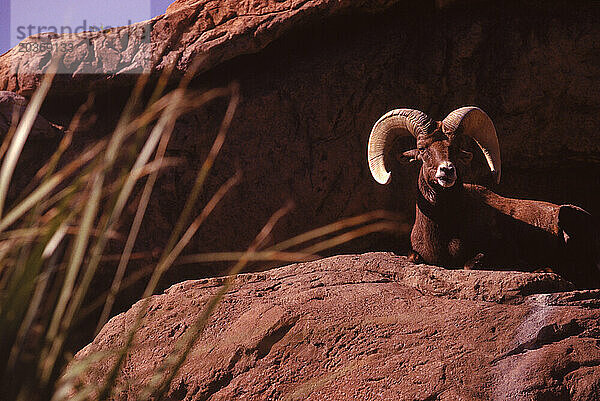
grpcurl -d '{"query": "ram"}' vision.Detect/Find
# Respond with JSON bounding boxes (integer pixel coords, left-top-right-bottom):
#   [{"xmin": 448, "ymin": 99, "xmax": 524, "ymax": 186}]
[{"xmin": 367, "ymin": 107, "xmax": 599, "ymax": 288}]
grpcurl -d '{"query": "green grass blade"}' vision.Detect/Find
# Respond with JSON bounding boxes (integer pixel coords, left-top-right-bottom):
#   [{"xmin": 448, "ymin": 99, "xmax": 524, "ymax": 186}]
[
  {"xmin": 162, "ymin": 83, "xmax": 240, "ymax": 257},
  {"xmin": 39, "ymin": 171, "xmax": 103, "ymax": 384},
  {"xmin": 266, "ymin": 210, "xmax": 400, "ymax": 252},
  {"xmin": 139, "ymin": 203, "xmax": 293, "ymax": 400},
  {"xmin": 0, "ymin": 62, "xmax": 57, "ymax": 217},
  {"xmin": 95, "ymin": 171, "xmax": 241, "ymax": 401},
  {"xmin": 175, "ymin": 251, "xmax": 318, "ymax": 264},
  {"xmin": 0, "ymin": 140, "xmax": 105, "ymax": 234},
  {"xmin": 95, "ymin": 117, "xmax": 175, "ymax": 335}
]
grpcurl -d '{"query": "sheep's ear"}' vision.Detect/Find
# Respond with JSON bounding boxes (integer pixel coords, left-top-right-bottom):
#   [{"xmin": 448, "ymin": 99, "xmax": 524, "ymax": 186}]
[
  {"xmin": 458, "ymin": 149, "xmax": 473, "ymax": 164},
  {"xmin": 399, "ymin": 149, "xmax": 420, "ymax": 163}
]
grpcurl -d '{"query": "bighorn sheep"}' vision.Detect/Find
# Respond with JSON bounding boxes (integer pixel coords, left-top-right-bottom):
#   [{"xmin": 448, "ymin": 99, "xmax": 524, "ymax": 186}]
[{"xmin": 367, "ymin": 107, "xmax": 599, "ymax": 287}]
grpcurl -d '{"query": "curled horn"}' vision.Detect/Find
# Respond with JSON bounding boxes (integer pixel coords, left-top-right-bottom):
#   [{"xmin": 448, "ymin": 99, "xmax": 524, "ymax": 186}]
[
  {"xmin": 442, "ymin": 107, "xmax": 501, "ymax": 184},
  {"xmin": 367, "ymin": 109, "xmax": 433, "ymax": 184}
]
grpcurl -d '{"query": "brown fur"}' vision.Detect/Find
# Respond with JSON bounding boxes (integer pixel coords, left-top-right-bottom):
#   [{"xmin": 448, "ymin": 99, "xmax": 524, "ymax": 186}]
[{"xmin": 407, "ymin": 134, "xmax": 599, "ymax": 288}]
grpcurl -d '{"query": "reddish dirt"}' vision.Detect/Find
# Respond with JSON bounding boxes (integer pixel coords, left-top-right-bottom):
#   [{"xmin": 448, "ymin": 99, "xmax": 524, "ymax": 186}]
[{"xmin": 72, "ymin": 253, "xmax": 600, "ymax": 400}]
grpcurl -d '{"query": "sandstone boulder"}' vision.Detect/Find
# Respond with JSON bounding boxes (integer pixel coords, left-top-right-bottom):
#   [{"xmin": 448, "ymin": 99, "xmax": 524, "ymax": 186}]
[{"xmin": 73, "ymin": 253, "xmax": 600, "ymax": 400}]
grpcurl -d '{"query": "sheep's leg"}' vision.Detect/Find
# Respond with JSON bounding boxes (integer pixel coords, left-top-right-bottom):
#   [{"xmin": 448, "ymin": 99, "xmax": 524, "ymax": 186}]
[
  {"xmin": 408, "ymin": 250, "xmax": 425, "ymax": 264},
  {"xmin": 464, "ymin": 252, "xmax": 485, "ymax": 270},
  {"xmin": 558, "ymin": 204, "xmax": 600, "ymax": 287},
  {"xmin": 559, "ymin": 205, "xmax": 593, "ymax": 233}
]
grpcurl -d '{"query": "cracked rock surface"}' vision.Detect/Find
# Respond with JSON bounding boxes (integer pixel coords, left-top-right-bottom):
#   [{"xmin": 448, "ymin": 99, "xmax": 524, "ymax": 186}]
[{"xmin": 73, "ymin": 253, "xmax": 600, "ymax": 400}]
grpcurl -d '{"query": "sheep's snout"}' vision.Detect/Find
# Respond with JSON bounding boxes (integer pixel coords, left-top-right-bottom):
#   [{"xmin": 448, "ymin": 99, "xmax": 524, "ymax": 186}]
[{"xmin": 435, "ymin": 161, "xmax": 456, "ymax": 188}]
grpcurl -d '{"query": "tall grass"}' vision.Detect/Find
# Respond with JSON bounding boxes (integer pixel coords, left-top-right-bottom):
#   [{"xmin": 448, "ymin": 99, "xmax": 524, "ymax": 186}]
[{"xmin": 0, "ymin": 66, "xmax": 402, "ymax": 401}]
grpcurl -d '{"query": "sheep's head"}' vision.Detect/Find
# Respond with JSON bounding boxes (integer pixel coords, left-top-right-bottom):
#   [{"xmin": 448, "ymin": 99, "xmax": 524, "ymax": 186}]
[{"xmin": 367, "ymin": 107, "xmax": 501, "ymax": 190}]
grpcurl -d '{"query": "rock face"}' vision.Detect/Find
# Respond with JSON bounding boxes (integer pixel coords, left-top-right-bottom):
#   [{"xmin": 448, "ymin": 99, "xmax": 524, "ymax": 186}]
[
  {"xmin": 140, "ymin": 0, "xmax": 600, "ymax": 286},
  {"xmin": 73, "ymin": 253, "xmax": 600, "ymax": 400},
  {"xmin": 0, "ymin": 1, "xmax": 599, "ymax": 296},
  {"xmin": 0, "ymin": 0, "xmax": 400, "ymax": 95}
]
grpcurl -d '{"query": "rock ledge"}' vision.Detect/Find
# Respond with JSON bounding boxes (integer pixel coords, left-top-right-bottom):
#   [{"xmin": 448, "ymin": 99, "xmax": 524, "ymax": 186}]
[{"xmin": 74, "ymin": 253, "xmax": 600, "ymax": 400}]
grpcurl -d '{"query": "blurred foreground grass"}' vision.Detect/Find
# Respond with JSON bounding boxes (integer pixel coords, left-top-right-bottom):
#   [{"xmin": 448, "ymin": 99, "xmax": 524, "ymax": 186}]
[{"xmin": 0, "ymin": 62, "xmax": 403, "ymax": 400}]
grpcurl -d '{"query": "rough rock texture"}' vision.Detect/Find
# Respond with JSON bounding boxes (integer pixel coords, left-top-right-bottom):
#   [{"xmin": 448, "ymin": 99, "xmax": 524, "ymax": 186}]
[
  {"xmin": 0, "ymin": 0, "xmax": 400, "ymax": 96},
  {"xmin": 73, "ymin": 253, "xmax": 600, "ymax": 400},
  {"xmin": 0, "ymin": 0, "xmax": 599, "ymax": 296}
]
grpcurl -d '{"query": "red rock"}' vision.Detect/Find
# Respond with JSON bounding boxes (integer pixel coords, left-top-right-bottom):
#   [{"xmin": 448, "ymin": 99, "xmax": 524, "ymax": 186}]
[
  {"xmin": 0, "ymin": 0, "xmax": 402, "ymax": 96},
  {"xmin": 72, "ymin": 253, "xmax": 600, "ymax": 400},
  {"xmin": 0, "ymin": 0, "xmax": 598, "ymax": 301}
]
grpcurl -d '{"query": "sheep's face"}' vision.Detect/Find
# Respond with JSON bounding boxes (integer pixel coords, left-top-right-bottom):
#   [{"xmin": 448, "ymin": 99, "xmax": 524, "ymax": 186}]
[{"xmin": 403, "ymin": 131, "xmax": 473, "ymax": 190}]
